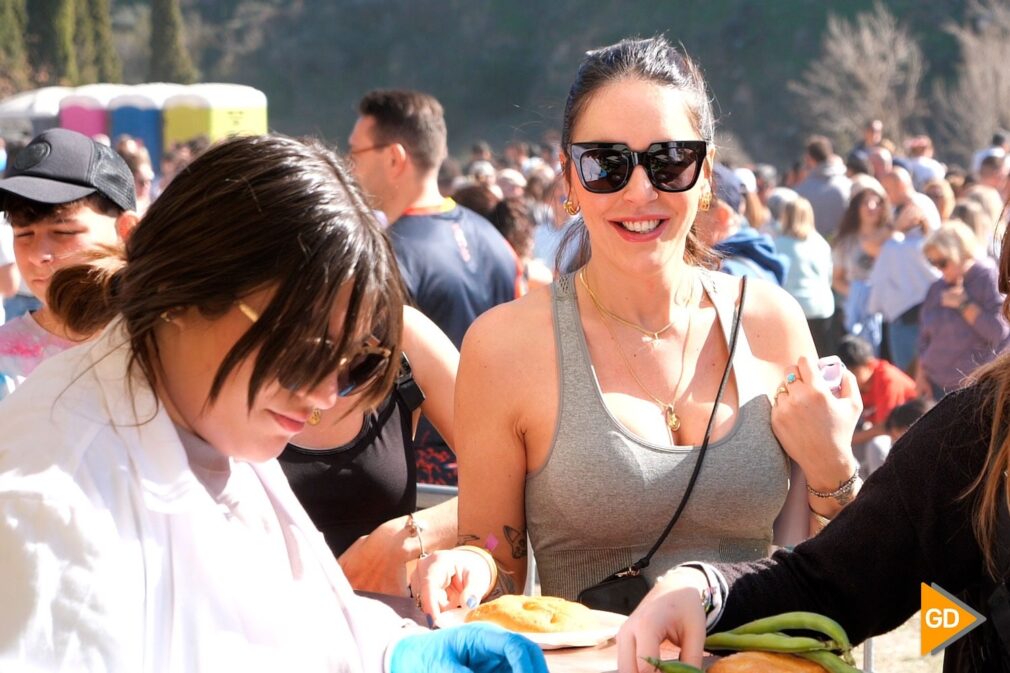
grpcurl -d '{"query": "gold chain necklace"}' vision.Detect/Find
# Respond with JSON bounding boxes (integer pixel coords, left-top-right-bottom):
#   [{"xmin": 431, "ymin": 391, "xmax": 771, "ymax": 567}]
[
  {"xmin": 578, "ymin": 269, "xmax": 692, "ymax": 343},
  {"xmin": 580, "ymin": 268, "xmax": 694, "ymax": 441}
]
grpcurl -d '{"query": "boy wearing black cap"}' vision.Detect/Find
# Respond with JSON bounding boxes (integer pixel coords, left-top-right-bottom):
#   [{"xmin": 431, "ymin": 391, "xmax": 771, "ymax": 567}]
[{"xmin": 0, "ymin": 128, "xmax": 138, "ymax": 399}]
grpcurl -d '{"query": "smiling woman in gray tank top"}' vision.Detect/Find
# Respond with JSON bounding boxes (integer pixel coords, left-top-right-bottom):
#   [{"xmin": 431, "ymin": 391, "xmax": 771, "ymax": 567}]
[{"xmin": 411, "ymin": 37, "xmax": 863, "ymax": 618}]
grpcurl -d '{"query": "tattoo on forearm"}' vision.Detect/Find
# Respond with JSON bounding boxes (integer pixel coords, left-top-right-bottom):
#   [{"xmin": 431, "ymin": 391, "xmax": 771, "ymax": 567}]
[
  {"xmin": 456, "ymin": 533, "xmax": 480, "ymax": 546},
  {"xmin": 486, "ymin": 566, "xmax": 519, "ymax": 600},
  {"xmin": 503, "ymin": 525, "xmax": 527, "ymax": 560}
]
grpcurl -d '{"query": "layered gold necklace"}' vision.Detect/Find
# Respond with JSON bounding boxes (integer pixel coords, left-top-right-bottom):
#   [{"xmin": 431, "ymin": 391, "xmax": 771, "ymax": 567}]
[
  {"xmin": 579, "ymin": 268, "xmax": 695, "ymax": 344},
  {"xmin": 579, "ymin": 269, "xmax": 695, "ymax": 441}
]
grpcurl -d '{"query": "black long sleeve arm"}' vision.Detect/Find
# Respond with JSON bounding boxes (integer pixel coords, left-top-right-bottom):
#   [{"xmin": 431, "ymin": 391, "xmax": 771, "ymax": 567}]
[{"xmin": 714, "ymin": 384, "xmax": 991, "ymax": 648}]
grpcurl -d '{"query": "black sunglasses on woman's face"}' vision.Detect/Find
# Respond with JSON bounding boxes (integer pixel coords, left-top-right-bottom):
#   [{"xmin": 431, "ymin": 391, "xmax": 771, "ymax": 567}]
[{"xmin": 570, "ymin": 141, "xmax": 707, "ymax": 194}]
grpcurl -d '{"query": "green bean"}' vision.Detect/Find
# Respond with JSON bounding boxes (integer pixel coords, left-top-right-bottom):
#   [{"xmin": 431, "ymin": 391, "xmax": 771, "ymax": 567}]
[
  {"xmin": 728, "ymin": 611, "xmax": 853, "ymax": 652},
  {"xmin": 796, "ymin": 650, "xmax": 863, "ymax": 673},
  {"xmin": 643, "ymin": 656, "xmax": 703, "ymax": 673},
  {"xmin": 704, "ymin": 631, "xmax": 838, "ymax": 653}
]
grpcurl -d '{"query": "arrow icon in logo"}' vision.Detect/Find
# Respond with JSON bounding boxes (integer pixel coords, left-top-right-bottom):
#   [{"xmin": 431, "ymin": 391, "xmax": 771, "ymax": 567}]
[{"xmin": 921, "ymin": 583, "xmax": 986, "ymax": 656}]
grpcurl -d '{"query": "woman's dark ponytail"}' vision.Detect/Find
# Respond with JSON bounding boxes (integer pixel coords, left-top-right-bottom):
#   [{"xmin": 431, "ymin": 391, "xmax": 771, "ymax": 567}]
[{"xmin": 47, "ymin": 244, "xmax": 127, "ymax": 337}]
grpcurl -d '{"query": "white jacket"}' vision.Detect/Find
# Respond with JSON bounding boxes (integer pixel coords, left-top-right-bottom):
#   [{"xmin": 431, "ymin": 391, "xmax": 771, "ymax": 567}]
[{"xmin": 0, "ymin": 322, "xmax": 415, "ymax": 672}]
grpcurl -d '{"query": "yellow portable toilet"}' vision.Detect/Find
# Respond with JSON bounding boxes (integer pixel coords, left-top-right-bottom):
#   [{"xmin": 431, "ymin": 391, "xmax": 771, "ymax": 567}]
[{"xmin": 162, "ymin": 83, "xmax": 267, "ymax": 151}]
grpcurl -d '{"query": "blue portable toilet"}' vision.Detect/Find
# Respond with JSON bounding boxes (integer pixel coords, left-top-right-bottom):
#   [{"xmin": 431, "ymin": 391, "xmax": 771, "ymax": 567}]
[{"xmin": 109, "ymin": 83, "xmax": 185, "ymax": 174}]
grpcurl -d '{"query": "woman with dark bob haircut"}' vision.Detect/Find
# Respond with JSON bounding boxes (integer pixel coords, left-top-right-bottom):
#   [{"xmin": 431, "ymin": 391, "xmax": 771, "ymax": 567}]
[
  {"xmin": 0, "ymin": 134, "xmax": 545, "ymax": 672},
  {"xmin": 413, "ymin": 34, "xmax": 860, "ymax": 638}
]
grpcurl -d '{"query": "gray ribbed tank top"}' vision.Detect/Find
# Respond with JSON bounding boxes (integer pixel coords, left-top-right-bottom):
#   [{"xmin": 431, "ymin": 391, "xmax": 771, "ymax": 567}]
[{"xmin": 525, "ymin": 272, "xmax": 789, "ymax": 601}]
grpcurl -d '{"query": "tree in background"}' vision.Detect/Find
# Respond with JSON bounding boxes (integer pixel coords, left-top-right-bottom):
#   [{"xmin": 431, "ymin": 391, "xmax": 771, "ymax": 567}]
[
  {"xmin": 789, "ymin": 2, "xmax": 924, "ymax": 154},
  {"xmin": 932, "ymin": 0, "xmax": 1010, "ymax": 166},
  {"xmin": 4, "ymin": 0, "xmax": 122, "ymax": 90},
  {"xmin": 74, "ymin": 0, "xmax": 99, "ymax": 84},
  {"xmin": 149, "ymin": 0, "xmax": 198, "ymax": 83},
  {"xmin": 26, "ymin": 0, "xmax": 79, "ymax": 84},
  {"xmin": 0, "ymin": 0, "xmax": 31, "ymax": 96},
  {"xmin": 90, "ymin": 0, "xmax": 123, "ymax": 82}
]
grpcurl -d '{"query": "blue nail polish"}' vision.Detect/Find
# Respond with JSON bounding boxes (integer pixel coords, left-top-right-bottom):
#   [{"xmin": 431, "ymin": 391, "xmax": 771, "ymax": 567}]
[
  {"xmin": 425, "ymin": 614, "xmax": 434, "ymax": 629},
  {"xmin": 465, "ymin": 595, "xmax": 478, "ymax": 609}
]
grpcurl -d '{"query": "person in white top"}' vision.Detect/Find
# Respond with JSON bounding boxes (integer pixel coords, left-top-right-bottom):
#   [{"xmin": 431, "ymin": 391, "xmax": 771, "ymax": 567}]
[
  {"xmin": 971, "ymin": 131, "xmax": 1009, "ymax": 176},
  {"xmin": 868, "ymin": 167, "xmax": 943, "ymax": 372},
  {"xmin": 0, "ymin": 134, "xmax": 546, "ymax": 673}
]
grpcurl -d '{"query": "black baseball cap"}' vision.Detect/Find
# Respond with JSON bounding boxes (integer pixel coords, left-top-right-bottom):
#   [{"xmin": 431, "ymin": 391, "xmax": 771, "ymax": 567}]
[{"xmin": 0, "ymin": 128, "xmax": 136, "ymax": 212}]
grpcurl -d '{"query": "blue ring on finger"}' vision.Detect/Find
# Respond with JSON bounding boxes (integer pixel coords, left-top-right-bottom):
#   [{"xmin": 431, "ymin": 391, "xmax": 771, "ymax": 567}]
[{"xmin": 786, "ymin": 373, "xmax": 797, "ymax": 384}]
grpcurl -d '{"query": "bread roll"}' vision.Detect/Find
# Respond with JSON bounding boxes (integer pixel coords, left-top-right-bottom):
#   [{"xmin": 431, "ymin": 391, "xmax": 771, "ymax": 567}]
[
  {"xmin": 707, "ymin": 651, "xmax": 828, "ymax": 672},
  {"xmin": 464, "ymin": 595, "xmax": 598, "ymax": 633}
]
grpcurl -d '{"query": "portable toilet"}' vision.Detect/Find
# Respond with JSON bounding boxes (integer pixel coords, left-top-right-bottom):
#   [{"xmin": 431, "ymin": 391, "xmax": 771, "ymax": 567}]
[
  {"xmin": 162, "ymin": 83, "xmax": 267, "ymax": 151},
  {"xmin": 0, "ymin": 86, "xmax": 73, "ymax": 137},
  {"xmin": 109, "ymin": 83, "xmax": 185, "ymax": 172},
  {"xmin": 59, "ymin": 84, "xmax": 129, "ymax": 139}
]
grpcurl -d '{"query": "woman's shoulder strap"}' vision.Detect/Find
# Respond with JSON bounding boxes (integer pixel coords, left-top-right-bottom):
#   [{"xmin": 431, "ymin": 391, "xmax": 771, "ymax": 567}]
[{"xmin": 393, "ymin": 353, "xmax": 425, "ymax": 412}]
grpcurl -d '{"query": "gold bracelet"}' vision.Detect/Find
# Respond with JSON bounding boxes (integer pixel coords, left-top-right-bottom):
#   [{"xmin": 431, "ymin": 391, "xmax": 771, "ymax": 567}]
[
  {"xmin": 809, "ymin": 506, "xmax": 832, "ymax": 530},
  {"xmin": 405, "ymin": 513, "xmax": 428, "ymax": 559},
  {"xmin": 457, "ymin": 545, "xmax": 499, "ymax": 598}
]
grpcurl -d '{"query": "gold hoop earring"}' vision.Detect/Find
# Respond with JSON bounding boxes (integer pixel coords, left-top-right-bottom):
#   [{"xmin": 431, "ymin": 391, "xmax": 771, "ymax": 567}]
[
  {"xmin": 563, "ymin": 199, "xmax": 580, "ymax": 216},
  {"xmin": 699, "ymin": 190, "xmax": 712, "ymax": 212}
]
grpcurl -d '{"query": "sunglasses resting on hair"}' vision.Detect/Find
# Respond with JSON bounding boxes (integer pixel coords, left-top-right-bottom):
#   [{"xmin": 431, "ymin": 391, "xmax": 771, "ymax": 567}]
[{"xmin": 570, "ymin": 140, "xmax": 707, "ymax": 194}]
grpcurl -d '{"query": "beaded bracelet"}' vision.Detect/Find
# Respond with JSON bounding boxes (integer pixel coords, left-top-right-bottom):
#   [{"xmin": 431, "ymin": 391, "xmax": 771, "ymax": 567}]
[{"xmin": 806, "ymin": 467, "xmax": 861, "ymax": 506}]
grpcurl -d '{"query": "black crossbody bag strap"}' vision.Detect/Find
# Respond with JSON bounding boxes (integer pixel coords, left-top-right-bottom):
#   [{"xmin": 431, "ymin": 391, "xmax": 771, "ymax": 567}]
[{"xmin": 624, "ymin": 274, "xmax": 748, "ymax": 576}]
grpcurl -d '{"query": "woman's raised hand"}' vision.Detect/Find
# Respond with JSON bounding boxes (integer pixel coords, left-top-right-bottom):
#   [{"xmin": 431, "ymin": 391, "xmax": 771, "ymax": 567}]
[
  {"xmin": 410, "ymin": 548, "xmax": 495, "ymax": 621},
  {"xmin": 770, "ymin": 354, "xmax": 862, "ymax": 488},
  {"xmin": 617, "ymin": 567, "xmax": 709, "ymax": 673}
]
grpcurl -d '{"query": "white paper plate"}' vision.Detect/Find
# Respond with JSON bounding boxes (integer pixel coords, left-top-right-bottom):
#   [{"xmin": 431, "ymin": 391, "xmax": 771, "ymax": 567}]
[{"xmin": 434, "ymin": 606, "xmax": 627, "ymax": 650}]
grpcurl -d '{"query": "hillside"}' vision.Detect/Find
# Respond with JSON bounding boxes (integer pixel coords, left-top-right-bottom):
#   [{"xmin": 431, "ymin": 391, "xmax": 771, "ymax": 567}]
[{"xmin": 110, "ymin": 0, "xmax": 974, "ymax": 166}]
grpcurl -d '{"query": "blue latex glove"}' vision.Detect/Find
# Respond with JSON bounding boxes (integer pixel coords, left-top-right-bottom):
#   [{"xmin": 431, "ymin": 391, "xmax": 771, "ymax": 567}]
[{"xmin": 390, "ymin": 623, "xmax": 548, "ymax": 673}]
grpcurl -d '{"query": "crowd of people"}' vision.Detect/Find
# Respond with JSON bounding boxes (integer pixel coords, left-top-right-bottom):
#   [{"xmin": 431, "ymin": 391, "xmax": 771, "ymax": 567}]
[{"xmin": 0, "ymin": 33, "xmax": 1008, "ymax": 673}]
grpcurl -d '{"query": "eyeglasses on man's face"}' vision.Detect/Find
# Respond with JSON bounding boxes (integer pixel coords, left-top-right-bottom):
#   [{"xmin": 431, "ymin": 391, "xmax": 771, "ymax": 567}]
[{"xmin": 347, "ymin": 143, "xmax": 391, "ymax": 157}]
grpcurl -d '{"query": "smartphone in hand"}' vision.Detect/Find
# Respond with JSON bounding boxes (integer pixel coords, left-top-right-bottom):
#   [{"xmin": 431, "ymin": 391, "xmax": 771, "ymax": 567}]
[{"xmin": 818, "ymin": 355, "xmax": 844, "ymax": 397}]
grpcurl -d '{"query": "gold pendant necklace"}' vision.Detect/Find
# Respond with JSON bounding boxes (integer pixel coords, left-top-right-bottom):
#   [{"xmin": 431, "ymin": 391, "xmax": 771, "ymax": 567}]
[
  {"xmin": 580, "ymin": 268, "xmax": 694, "ymax": 441},
  {"xmin": 662, "ymin": 403, "xmax": 681, "ymax": 433}
]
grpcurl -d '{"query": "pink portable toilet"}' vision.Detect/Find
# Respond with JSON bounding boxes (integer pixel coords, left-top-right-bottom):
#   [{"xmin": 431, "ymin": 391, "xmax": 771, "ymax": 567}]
[{"xmin": 59, "ymin": 84, "xmax": 128, "ymax": 139}]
